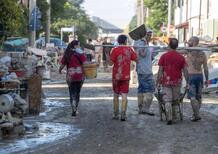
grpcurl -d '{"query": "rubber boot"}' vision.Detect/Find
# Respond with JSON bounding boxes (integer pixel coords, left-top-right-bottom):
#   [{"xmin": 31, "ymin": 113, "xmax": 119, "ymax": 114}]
[
  {"xmin": 198, "ymin": 99, "xmax": 202, "ymax": 110},
  {"xmin": 70, "ymin": 100, "xmax": 76, "ymax": 116},
  {"xmin": 143, "ymin": 93, "xmax": 155, "ymax": 116},
  {"xmin": 172, "ymin": 104, "xmax": 178, "ymax": 122},
  {"xmin": 137, "ymin": 93, "xmax": 144, "ymax": 114},
  {"xmin": 121, "ymin": 97, "xmax": 128, "ymax": 121},
  {"xmin": 190, "ymin": 99, "xmax": 201, "ymax": 121},
  {"xmin": 165, "ymin": 102, "xmax": 172, "ymax": 125},
  {"xmin": 113, "ymin": 95, "xmax": 119, "ymax": 120}
]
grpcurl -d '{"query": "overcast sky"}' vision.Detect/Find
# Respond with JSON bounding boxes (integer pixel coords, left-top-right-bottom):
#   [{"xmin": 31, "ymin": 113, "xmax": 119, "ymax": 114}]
[{"xmin": 81, "ymin": 0, "xmax": 136, "ymax": 29}]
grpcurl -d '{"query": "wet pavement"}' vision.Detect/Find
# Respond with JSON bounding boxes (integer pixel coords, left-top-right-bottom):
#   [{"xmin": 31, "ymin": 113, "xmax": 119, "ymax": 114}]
[
  {"xmin": 0, "ymin": 122, "xmax": 80, "ymax": 154},
  {"xmin": 1, "ymin": 71, "xmax": 218, "ymax": 154}
]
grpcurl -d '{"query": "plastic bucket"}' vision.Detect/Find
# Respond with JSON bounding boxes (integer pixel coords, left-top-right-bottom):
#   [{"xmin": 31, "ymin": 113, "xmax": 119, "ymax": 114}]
[{"xmin": 83, "ymin": 63, "xmax": 97, "ymax": 79}]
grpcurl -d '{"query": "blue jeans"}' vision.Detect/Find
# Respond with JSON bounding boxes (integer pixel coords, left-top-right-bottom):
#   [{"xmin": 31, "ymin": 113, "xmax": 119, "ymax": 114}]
[
  {"xmin": 137, "ymin": 74, "xmax": 155, "ymax": 93},
  {"xmin": 188, "ymin": 74, "xmax": 203, "ymax": 100}
]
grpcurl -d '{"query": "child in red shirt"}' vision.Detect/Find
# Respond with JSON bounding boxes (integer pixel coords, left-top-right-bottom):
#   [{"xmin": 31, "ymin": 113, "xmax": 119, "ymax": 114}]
[{"xmin": 110, "ymin": 35, "xmax": 137, "ymax": 121}]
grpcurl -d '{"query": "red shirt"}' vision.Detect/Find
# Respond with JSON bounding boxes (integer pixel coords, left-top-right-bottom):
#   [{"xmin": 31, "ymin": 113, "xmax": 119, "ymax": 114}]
[
  {"xmin": 158, "ymin": 50, "xmax": 186, "ymax": 86},
  {"xmin": 110, "ymin": 46, "xmax": 137, "ymax": 80},
  {"xmin": 61, "ymin": 53, "xmax": 86, "ymax": 81}
]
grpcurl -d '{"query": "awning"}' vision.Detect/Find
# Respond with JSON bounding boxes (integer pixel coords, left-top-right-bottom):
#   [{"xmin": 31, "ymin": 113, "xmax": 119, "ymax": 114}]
[
  {"xmin": 175, "ymin": 22, "xmax": 189, "ymax": 29},
  {"xmin": 27, "ymin": 47, "xmax": 47, "ymax": 56}
]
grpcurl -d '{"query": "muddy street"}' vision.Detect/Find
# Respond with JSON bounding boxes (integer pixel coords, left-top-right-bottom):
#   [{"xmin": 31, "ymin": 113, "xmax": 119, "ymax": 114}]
[{"xmin": 1, "ymin": 71, "xmax": 218, "ymax": 154}]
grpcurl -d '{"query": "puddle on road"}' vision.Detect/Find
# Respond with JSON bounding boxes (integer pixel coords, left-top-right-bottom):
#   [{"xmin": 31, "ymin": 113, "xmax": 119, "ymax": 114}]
[
  {"xmin": 0, "ymin": 122, "xmax": 80, "ymax": 154},
  {"xmin": 202, "ymin": 104, "xmax": 218, "ymax": 116},
  {"xmin": 39, "ymin": 99, "xmax": 66, "ymax": 116}
]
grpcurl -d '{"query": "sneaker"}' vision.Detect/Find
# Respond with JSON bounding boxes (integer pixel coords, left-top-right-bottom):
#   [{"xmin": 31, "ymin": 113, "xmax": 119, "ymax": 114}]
[
  {"xmin": 167, "ymin": 120, "xmax": 172, "ymax": 125},
  {"xmin": 71, "ymin": 107, "xmax": 77, "ymax": 117},
  {"xmin": 145, "ymin": 111, "xmax": 155, "ymax": 116},
  {"xmin": 112, "ymin": 114, "xmax": 119, "ymax": 120},
  {"xmin": 120, "ymin": 112, "xmax": 127, "ymax": 121},
  {"xmin": 139, "ymin": 110, "xmax": 155, "ymax": 116},
  {"xmin": 190, "ymin": 116, "xmax": 201, "ymax": 122},
  {"xmin": 72, "ymin": 111, "xmax": 76, "ymax": 116},
  {"xmin": 120, "ymin": 117, "xmax": 126, "ymax": 121}
]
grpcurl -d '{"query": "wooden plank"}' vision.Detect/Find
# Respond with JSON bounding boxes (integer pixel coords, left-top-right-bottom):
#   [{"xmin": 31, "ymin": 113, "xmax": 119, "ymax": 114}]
[{"xmin": 28, "ymin": 73, "xmax": 42, "ymax": 114}]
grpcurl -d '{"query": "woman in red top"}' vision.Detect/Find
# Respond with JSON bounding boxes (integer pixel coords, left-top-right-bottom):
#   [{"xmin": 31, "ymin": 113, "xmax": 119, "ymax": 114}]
[{"xmin": 59, "ymin": 40, "xmax": 86, "ymax": 116}]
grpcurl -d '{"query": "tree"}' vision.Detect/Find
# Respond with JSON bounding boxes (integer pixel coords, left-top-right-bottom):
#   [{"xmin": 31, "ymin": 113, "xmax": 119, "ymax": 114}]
[
  {"xmin": 0, "ymin": 0, "xmax": 97, "ymax": 46},
  {"xmin": 50, "ymin": 1, "xmax": 97, "ymax": 45},
  {"xmin": 37, "ymin": 0, "xmax": 49, "ymax": 35},
  {"xmin": 144, "ymin": 0, "xmax": 168, "ymax": 36},
  {"xmin": 0, "ymin": 0, "xmax": 26, "ymax": 39}
]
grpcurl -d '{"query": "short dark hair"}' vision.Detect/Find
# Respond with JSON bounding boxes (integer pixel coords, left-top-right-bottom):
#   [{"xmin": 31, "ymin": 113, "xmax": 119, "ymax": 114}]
[
  {"xmin": 169, "ymin": 38, "xmax": 178, "ymax": 49},
  {"xmin": 88, "ymin": 38, "xmax": 92, "ymax": 42},
  {"xmin": 69, "ymin": 40, "xmax": 79, "ymax": 48},
  {"xmin": 117, "ymin": 35, "xmax": 127, "ymax": 44}
]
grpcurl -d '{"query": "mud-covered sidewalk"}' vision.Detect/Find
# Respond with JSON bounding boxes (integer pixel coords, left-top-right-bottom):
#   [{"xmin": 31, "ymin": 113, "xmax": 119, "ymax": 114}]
[{"xmin": 1, "ymin": 72, "xmax": 218, "ymax": 154}]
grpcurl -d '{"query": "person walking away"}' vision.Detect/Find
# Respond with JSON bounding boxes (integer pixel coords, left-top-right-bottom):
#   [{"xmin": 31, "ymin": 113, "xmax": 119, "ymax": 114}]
[
  {"xmin": 84, "ymin": 38, "xmax": 94, "ymax": 62},
  {"xmin": 110, "ymin": 35, "xmax": 137, "ymax": 121},
  {"xmin": 102, "ymin": 37, "xmax": 113, "ymax": 72},
  {"xmin": 145, "ymin": 28, "xmax": 153, "ymax": 46},
  {"xmin": 186, "ymin": 36, "xmax": 209, "ymax": 121},
  {"xmin": 133, "ymin": 34, "xmax": 155, "ymax": 116},
  {"xmin": 156, "ymin": 38, "xmax": 188, "ymax": 125},
  {"xmin": 94, "ymin": 38, "xmax": 102, "ymax": 66},
  {"xmin": 59, "ymin": 40, "xmax": 87, "ymax": 116}
]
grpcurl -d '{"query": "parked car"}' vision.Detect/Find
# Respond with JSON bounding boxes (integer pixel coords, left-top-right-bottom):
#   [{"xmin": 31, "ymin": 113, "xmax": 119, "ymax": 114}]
[
  {"xmin": 36, "ymin": 37, "xmax": 67, "ymax": 50},
  {"xmin": 1, "ymin": 37, "xmax": 28, "ymax": 52}
]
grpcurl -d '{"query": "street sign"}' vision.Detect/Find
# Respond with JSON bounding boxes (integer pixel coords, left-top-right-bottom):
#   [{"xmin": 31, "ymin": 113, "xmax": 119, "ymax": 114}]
[
  {"xmin": 61, "ymin": 27, "xmax": 75, "ymax": 32},
  {"xmin": 29, "ymin": 7, "xmax": 42, "ymax": 31}
]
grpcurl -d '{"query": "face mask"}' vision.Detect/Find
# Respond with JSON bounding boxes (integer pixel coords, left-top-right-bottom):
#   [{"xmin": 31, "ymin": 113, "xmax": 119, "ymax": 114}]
[{"xmin": 75, "ymin": 48, "xmax": 83, "ymax": 54}]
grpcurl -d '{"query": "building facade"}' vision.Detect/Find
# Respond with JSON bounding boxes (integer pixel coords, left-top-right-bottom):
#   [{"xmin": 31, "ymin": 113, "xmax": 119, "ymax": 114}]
[{"xmin": 174, "ymin": 0, "xmax": 218, "ymax": 43}]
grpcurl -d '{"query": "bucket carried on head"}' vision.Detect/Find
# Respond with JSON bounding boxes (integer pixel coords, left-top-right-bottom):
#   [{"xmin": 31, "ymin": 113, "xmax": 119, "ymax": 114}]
[{"xmin": 83, "ymin": 63, "xmax": 97, "ymax": 79}]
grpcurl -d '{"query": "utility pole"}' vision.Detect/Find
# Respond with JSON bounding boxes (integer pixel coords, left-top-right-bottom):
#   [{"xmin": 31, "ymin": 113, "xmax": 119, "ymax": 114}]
[
  {"xmin": 140, "ymin": 0, "xmax": 144, "ymax": 25},
  {"xmin": 45, "ymin": 0, "xmax": 51, "ymax": 44},
  {"xmin": 29, "ymin": 0, "xmax": 37, "ymax": 47},
  {"xmin": 167, "ymin": 0, "xmax": 172, "ymax": 36},
  {"xmin": 137, "ymin": 1, "xmax": 140, "ymax": 26},
  {"xmin": 198, "ymin": 0, "xmax": 202, "ymax": 35},
  {"xmin": 137, "ymin": 0, "xmax": 145, "ymax": 26}
]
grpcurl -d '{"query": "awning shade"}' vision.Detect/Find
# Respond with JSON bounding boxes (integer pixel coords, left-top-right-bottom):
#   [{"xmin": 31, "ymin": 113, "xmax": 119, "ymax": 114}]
[{"xmin": 175, "ymin": 22, "xmax": 189, "ymax": 29}]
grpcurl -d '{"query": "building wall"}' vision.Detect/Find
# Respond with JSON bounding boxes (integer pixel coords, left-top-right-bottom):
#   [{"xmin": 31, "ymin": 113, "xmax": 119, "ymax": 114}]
[
  {"xmin": 209, "ymin": 0, "xmax": 218, "ymax": 19},
  {"xmin": 19, "ymin": 0, "xmax": 29, "ymax": 7},
  {"xmin": 175, "ymin": 0, "xmax": 218, "ymax": 42}
]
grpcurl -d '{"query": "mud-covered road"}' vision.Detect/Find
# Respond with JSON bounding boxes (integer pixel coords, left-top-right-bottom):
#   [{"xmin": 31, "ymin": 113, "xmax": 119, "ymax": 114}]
[{"xmin": 2, "ymin": 71, "xmax": 218, "ymax": 154}]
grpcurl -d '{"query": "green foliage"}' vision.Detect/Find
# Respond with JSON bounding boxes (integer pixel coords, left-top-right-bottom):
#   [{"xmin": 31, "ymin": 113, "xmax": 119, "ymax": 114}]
[
  {"xmin": 51, "ymin": 0, "xmax": 68, "ymax": 22},
  {"xmin": 0, "ymin": 0, "xmax": 26, "ymax": 38},
  {"xmin": 49, "ymin": 1, "xmax": 97, "ymax": 45},
  {"xmin": 144, "ymin": 0, "xmax": 168, "ymax": 36},
  {"xmin": 0, "ymin": 0, "xmax": 97, "ymax": 45},
  {"xmin": 37, "ymin": 0, "xmax": 49, "ymax": 34},
  {"xmin": 129, "ymin": 15, "xmax": 137, "ymax": 31}
]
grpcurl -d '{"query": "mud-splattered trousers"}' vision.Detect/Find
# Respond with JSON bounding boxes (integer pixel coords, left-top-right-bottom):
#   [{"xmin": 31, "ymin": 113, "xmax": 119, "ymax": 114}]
[
  {"xmin": 162, "ymin": 85, "xmax": 181, "ymax": 121},
  {"xmin": 188, "ymin": 74, "xmax": 203, "ymax": 118},
  {"xmin": 68, "ymin": 80, "xmax": 84, "ymax": 110},
  {"xmin": 137, "ymin": 74, "xmax": 155, "ymax": 113}
]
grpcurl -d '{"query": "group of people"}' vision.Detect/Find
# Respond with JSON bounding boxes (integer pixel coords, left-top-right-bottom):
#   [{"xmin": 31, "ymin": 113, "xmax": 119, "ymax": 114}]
[
  {"xmin": 156, "ymin": 37, "xmax": 208, "ymax": 124},
  {"xmin": 83, "ymin": 37, "xmax": 114, "ymax": 72},
  {"xmin": 59, "ymin": 33, "xmax": 208, "ymax": 125}
]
